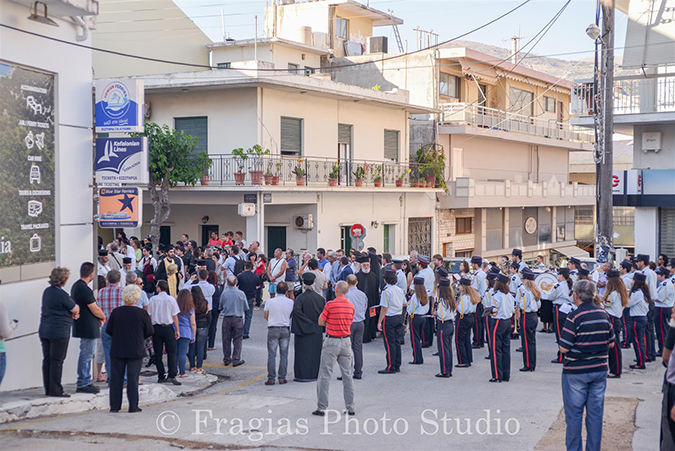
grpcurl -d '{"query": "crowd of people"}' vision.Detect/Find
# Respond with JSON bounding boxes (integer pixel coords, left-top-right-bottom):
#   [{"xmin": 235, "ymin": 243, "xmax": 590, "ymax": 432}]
[{"xmin": 2, "ymin": 228, "xmax": 675, "ymax": 450}]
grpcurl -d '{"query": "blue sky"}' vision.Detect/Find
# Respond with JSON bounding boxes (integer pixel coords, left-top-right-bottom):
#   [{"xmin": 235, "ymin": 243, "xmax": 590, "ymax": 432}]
[{"xmin": 174, "ymin": 0, "xmax": 628, "ymax": 60}]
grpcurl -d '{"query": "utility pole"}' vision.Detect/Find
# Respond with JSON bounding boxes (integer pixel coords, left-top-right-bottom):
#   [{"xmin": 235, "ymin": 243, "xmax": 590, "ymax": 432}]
[{"xmin": 595, "ymin": 0, "xmax": 615, "ymax": 263}]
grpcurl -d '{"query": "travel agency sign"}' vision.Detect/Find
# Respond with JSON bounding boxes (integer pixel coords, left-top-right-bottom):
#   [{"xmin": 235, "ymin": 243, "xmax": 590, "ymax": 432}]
[{"xmin": 95, "ymin": 79, "xmax": 144, "ymax": 133}]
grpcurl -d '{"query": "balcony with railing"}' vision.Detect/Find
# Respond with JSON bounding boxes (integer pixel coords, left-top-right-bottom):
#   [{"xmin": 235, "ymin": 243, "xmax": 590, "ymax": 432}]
[
  {"xmin": 439, "ymin": 103, "xmax": 595, "ymax": 146},
  {"xmin": 571, "ymin": 74, "xmax": 675, "ymax": 118},
  {"xmin": 199, "ymin": 154, "xmax": 444, "ymax": 190},
  {"xmin": 438, "ymin": 177, "xmax": 596, "ymax": 209}
]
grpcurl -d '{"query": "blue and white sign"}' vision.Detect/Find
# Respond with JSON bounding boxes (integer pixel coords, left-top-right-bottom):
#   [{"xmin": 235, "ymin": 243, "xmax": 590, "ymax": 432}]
[
  {"xmin": 95, "ymin": 137, "xmax": 149, "ymax": 185},
  {"xmin": 95, "ymin": 79, "xmax": 144, "ymax": 133}
]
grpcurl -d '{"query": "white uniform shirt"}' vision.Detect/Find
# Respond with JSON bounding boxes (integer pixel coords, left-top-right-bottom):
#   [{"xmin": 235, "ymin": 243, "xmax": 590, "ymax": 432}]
[
  {"xmin": 407, "ymin": 292, "xmax": 430, "ymax": 316},
  {"xmin": 549, "ymin": 282, "xmax": 572, "ymax": 305},
  {"xmin": 517, "ymin": 286, "xmax": 541, "ymax": 313},
  {"xmin": 380, "ymin": 284, "xmax": 406, "ymax": 316},
  {"xmin": 471, "ymin": 270, "xmax": 487, "ymax": 298},
  {"xmin": 509, "ymin": 273, "xmax": 521, "ymax": 295},
  {"xmin": 657, "ymin": 279, "xmax": 675, "ymax": 308},
  {"xmin": 493, "ymin": 292, "xmax": 516, "ymax": 319},
  {"xmin": 627, "ymin": 290, "xmax": 649, "ymax": 317},
  {"xmin": 457, "ymin": 294, "xmax": 477, "ymax": 316},
  {"xmin": 436, "ymin": 298, "xmax": 456, "ymax": 323},
  {"xmin": 604, "ymin": 291, "xmax": 624, "ymax": 318},
  {"xmin": 416, "ymin": 266, "xmax": 436, "ymax": 295},
  {"xmin": 641, "ymin": 267, "xmax": 658, "ymax": 301},
  {"xmin": 396, "ymin": 269, "xmax": 408, "ymax": 293},
  {"xmin": 621, "ymin": 273, "xmax": 633, "ymax": 291}
]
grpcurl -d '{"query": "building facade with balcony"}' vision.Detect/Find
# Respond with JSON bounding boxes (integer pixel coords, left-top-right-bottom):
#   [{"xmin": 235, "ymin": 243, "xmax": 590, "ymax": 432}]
[
  {"xmin": 97, "ymin": 68, "xmax": 440, "ymax": 257},
  {"xmin": 571, "ymin": 0, "xmax": 675, "ymax": 260},
  {"xmin": 1, "ymin": 0, "xmax": 98, "ymax": 391},
  {"xmin": 331, "ymin": 45, "xmax": 596, "ymax": 261}
]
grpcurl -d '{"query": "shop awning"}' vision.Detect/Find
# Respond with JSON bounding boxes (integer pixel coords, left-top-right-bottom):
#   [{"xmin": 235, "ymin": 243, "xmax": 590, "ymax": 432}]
[{"xmin": 553, "ymin": 246, "xmax": 590, "ymax": 258}]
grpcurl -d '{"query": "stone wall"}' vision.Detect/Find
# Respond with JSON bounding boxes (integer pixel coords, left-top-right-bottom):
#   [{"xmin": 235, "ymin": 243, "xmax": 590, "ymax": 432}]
[{"xmin": 437, "ymin": 208, "xmax": 475, "ymax": 256}]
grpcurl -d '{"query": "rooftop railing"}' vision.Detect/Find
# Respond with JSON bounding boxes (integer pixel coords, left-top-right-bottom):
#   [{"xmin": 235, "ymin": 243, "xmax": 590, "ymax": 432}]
[
  {"xmin": 440, "ymin": 102, "xmax": 595, "ymax": 144},
  {"xmin": 571, "ymin": 74, "xmax": 675, "ymax": 116}
]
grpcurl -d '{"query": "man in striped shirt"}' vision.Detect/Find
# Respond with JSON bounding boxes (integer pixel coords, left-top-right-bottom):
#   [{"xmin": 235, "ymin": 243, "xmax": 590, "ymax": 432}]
[
  {"xmin": 313, "ymin": 281, "xmax": 355, "ymax": 417},
  {"xmin": 559, "ymin": 280, "xmax": 616, "ymax": 451}
]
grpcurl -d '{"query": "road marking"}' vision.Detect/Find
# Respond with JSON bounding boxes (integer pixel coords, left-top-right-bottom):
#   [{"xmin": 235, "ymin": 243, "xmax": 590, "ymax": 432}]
[
  {"xmin": 202, "ymin": 363, "xmax": 265, "ymax": 370},
  {"xmin": 214, "ymin": 372, "xmax": 267, "ymax": 395}
]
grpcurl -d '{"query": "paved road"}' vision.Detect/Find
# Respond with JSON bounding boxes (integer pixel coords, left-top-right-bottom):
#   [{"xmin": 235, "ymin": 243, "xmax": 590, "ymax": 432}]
[{"xmin": 0, "ymin": 308, "xmax": 663, "ymax": 450}]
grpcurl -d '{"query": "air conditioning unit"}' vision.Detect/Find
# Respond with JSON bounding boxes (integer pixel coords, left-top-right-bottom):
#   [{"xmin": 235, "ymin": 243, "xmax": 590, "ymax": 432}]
[
  {"xmin": 238, "ymin": 203, "xmax": 256, "ymax": 217},
  {"xmin": 294, "ymin": 214, "xmax": 314, "ymax": 230}
]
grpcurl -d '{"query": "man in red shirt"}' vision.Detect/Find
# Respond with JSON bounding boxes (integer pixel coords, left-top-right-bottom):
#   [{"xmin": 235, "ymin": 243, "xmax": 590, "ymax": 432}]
[{"xmin": 313, "ymin": 281, "xmax": 356, "ymax": 417}]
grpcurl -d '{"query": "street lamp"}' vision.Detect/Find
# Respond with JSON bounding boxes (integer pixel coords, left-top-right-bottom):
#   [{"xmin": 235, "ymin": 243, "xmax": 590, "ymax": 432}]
[{"xmin": 586, "ymin": 23, "xmax": 601, "ymax": 41}]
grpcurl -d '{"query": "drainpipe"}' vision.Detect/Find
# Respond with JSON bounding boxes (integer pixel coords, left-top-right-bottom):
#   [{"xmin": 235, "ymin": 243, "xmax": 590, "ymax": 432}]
[{"xmin": 71, "ymin": 16, "xmax": 89, "ymax": 42}]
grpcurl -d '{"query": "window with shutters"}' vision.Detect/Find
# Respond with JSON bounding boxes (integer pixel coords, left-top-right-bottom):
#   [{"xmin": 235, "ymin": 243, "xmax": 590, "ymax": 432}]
[
  {"xmin": 439, "ymin": 73, "xmax": 460, "ymax": 98},
  {"xmin": 544, "ymin": 96, "xmax": 556, "ymax": 113},
  {"xmin": 174, "ymin": 116, "xmax": 207, "ymax": 154},
  {"xmin": 384, "ymin": 129, "xmax": 399, "ymax": 161},
  {"xmin": 509, "ymin": 87, "xmax": 534, "ymax": 116},
  {"xmin": 281, "ymin": 117, "xmax": 303, "ymax": 156}
]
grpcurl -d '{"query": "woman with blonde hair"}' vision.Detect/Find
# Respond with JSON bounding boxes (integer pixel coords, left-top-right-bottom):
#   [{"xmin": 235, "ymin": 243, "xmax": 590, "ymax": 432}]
[
  {"xmin": 433, "ymin": 278, "xmax": 456, "ymax": 378},
  {"xmin": 455, "ymin": 278, "xmax": 480, "ymax": 367},
  {"xmin": 603, "ymin": 269, "xmax": 628, "ymax": 377},
  {"xmin": 106, "ymin": 284, "xmax": 153, "ymax": 413},
  {"xmin": 517, "ymin": 269, "xmax": 541, "ymax": 372},
  {"xmin": 407, "ymin": 277, "xmax": 429, "ymax": 365}
]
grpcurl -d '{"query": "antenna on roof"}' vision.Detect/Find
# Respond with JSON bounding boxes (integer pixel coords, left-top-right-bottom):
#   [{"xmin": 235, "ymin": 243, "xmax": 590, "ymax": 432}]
[{"xmin": 221, "ymin": 9, "xmax": 226, "ymax": 41}]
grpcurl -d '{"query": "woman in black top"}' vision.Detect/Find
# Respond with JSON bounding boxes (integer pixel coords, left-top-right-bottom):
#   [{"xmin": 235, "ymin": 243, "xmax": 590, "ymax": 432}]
[
  {"xmin": 105, "ymin": 284, "xmax": 154, "ymax": 413},
  {"xmin": 188, "ymin": 286, "xmax": 211, "ymax": 374},
  {"xmin": 38, "ymin": 267, "xmax": 79, "ymax": 397}
]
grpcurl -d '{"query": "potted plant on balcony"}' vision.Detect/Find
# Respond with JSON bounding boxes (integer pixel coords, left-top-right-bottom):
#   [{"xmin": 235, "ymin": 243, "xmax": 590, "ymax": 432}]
[
  {"xmin": 372, "ymin": 165, "xmax": 382, "ymax": 187},
  {"xmin": 200, "ymin": 158, "xmax": 212, "ymax": 186},
  {"xmin": 415, "ymin": 144, "xmax": 447, "ymax": 192},
  {"xmin": 396, "ymin": 168, "xmax": 410, "ymax": 187},
  {"xmin": 352, "ymin": 163, "xmax": 368, "ymax": 187},
  {"xmin": 292, "ymin": 159, "xmax": 306, "ymax": 186},
  {"xmin": 328, "ymin": 161, "xmax": 339, "ymax": 186},
  {"xmin": 264, "ymin": 161, "xmax": 274, "ymax": 185},
  {"xmin": 247, "ymin": 144, "xmax": 270, "ymax": 185},
  {"xmin": 232, "ymin": 147, "xmax": 248, "ymax": 185},
  {"xmin": 272, "ymin": 162, "xmax": 281, "ymax": 185}
]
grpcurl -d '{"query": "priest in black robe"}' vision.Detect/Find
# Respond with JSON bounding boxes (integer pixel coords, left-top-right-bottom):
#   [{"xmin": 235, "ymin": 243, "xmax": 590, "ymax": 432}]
[
  {"xmin": 356, "ymin": 255, "xmax": 381, "ymax": 343},
  {"xmin": 291, "ymin": 273, "xmax": 325, "ymax": 382}
]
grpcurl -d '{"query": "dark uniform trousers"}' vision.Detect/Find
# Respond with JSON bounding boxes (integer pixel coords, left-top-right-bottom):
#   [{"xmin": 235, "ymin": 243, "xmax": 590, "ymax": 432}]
[
  {"xmin": 485, "ymin": 316, "xmax": 494, "ymax": 356},
  {"xmin": 473, "ymin": 303, "xmax": 485, "ymax": 347},
  {"xmin": 521, "ymin": 311, "xmax": 538, "ymax": 370},
  {"xmin": 436, "ymin": 319, "xmax": 454, "ymax": 375},
  {"xmin": 455, "ymin": 313, "xmax": 474, "ymax": 365},
  {"xmin": 647, "ymin": 303, "xmax": 656, "ymax": 360},
  {"xmin": 383, "ymin": 315, "xmax": 403, "ymax": 371},
  {"xmin": 553, "ymin": 305, "xmax": 568, "ymax": 363},
  {"xmin": 608, "ymin": 315, "xmax": 623, "ymax": 375},
  {"xmin": 656, "ymin": 306, "xmax": 672, "ymax": 355},
  {"xmin": 422, "ymin": 316, "xmax": 435, "ymax": 348},
  {"xmin": 621, "ymin": 308, "xmax": 632, "ymax": 348},
  {"xmin": 489, "ymin": 318, "xmax": 512, "ymax": 381},
  {"xmin": 409, "ymin": 315, "xmax": 425, "ymax": 364},
  {"xmin": 631, "ymin": 315, "xmax": 648, "ymax": 367}
]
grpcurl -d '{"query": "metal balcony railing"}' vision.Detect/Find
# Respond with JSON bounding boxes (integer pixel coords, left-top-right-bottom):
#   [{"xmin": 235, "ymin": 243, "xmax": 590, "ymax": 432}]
[
  {"xmin": 440, "ymin": 103, "xmax": 594, "ymax": 144},
  {"xmin": 571, "ymin": 74, "xmax": 675, "ymax": 116},
  {"xmin": 203, "ymin": 155, "xmax": 439, "ymax": 188}
]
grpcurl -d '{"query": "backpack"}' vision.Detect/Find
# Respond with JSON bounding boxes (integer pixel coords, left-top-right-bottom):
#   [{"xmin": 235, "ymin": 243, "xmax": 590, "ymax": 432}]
[{"xmin": 234, "ymin": 257, "xmax": 246, "ymax": 276}]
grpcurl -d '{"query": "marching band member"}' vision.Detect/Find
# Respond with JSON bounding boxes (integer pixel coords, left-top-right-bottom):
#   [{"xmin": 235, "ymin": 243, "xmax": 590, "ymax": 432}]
[
  {"xmin": 455, "ymin": 278, "xmax": 480, "ymax": 368},
  {"xmin": 577, "ymin": 267, "xmax": 591, "ymax": 281},
  {"xmin": 603, "ymin": 269, "xmax": 628, "ymax": 377},
  {"xmin": 415, "ymin": 255, "xmax": 436, "ymax": 348},
  {"xmin": 488, "ymin": 273, "xmax": 515, "ymax": 382},
  {"xmin": 655, "ymin": 267, "xmax": 674, "ymax": 357},
  {"xmin": 620, "ymin": 260, "xmax": 634, "ymax": 348},
  {"xmin": 511, "ymin": 249, "xmax": 527, "ymax": 273},
  {"xmin": 471, "ymin": 257, "xmax": 487, "ymax": 349},
  {"xmin": 517, "ymin": 268, "xmax": 541, "ymax": 372},
  {"xmin": 568, "ymin": 257, "xmax": 581, "ymax": 283},
  {"xmin": 433, "ymin": 278, "xmax": 456, "ymax": 378},
  {"xmin": 377, "ymin": 270, "xmax": 406, "ymax": 374},
  {"xmin": 508, "ymin": 263, "xmax": 521, "ymax": 339},
  {"xmin": 627, "ymin": 272, "xmax": 650, "ymax": 370},
  {"xmin": 549, "ymin": 267, "xmax": 573, "ymax": 364},
  {"xmin": 483, "ymin": 267, "xmax": 500, "ymax": 360},
  {"xmin": 407, "ymin": 277, "xmax": 429, "ymax": 365}
]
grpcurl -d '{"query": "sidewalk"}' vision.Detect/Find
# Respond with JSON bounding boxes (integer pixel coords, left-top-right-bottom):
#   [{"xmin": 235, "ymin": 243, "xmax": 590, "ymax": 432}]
[{"xmin": 0, "ymin": 369, "xmax": 218, "ymax": 424}]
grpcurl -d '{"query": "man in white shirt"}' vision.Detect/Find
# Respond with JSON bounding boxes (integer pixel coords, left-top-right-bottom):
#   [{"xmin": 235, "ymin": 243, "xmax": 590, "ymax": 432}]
[
  {"xmin": 184, "ymin": 269, "xmax": 215, "ymax": 311},
  {"xmin": 148, "ymin": 280, "xmax": 181, "ymax": 385},
  {"xmin": 637, "ymin": 254, "xmax": 658, "ymax": 361},
  {"xmin": 264, "ymin": 282, "xmax": 294, "ymax": 385}
]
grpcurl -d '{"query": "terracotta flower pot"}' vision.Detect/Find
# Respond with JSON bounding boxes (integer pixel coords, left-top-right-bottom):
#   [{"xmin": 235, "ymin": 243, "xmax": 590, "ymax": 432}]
[
  {"xmin": 426, "ymin": 176, "xmax": 436, "ymax": 188},
  {"xmin": 328, "ymin": 178, "xmax": 338, "ymax": 187},
  {"xmin": 296, "ymin": 177, "xmax": 306, "ymax": 186},
  {"xmin": 200, "ymin": 175, "xmax": 210, "ymax": 186},
  {"xmin": 395, "ymin": 180, "xmax": 403, "ymax": 188},
  {"xmin": 271, "ymin": 175, "xmax": 279, "ymax": 186},
  {"xmin": 250, "ymin": 170, "xmax": 264, "ymax": 185},
  {"xmin": 354, "ymin": 178, "xmax": 364, "ymax": 187},
  {"xmin": 264, "ymin": 174, "xmax": 273, "ymax": 185},
  {"xmin": 374, "ymin": 180, "xmax": 382, "ymax": 187},
  {"xmin": 234, "ymin": 172, "xmax": 246, "ymax": 185}
]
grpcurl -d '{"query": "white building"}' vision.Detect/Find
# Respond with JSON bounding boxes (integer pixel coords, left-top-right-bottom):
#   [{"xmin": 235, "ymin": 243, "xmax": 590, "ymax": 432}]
[
  {"xmin": 571, "ymin": 0, "xmax": 675, "ymax": 260},
  {"xmin": 0, "ymin": 0, "xmax": 98, "ymax": 391}
]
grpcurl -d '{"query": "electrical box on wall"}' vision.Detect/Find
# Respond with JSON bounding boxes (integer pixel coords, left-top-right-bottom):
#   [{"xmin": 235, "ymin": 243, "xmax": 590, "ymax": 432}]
[
  {"xmin": 238, "ymin": 203, "xmax": 256, "ymax": 217},
  {"xmin": 642, "ymin": 131, "xmax": 662, "ymax": 152}
]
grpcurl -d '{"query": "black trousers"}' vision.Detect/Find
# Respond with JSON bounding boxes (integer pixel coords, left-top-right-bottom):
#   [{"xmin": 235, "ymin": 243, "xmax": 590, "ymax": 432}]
[
  {"xmin": 455, "ymin": 313, "xmax": 474, "ymax": 365},
  {"xmin": 553, "ymin": 305, "xmax": 568, "ymax": 363},
  {"xmin": 208, "ymin": 305, "xmax": 221, "ymax": 348},
  {"xmin": 631, "ymin": 315, "xmax": 647, "ymax": 367},
  {"xmin": 656, "ymin": 307, "xmax": 672, "ymax": 355},
  {"xmin": 661, "ymin": 380, "xmax": 675, "ymax": 450},
  {"xmin": 40, "ymin": 337, "xmax": 69, "ymax": 396},
  {"xmin": 608, "ymin": 315, "xmax": 623, "ymax": 375},
  {"xmin": 422, "ymin": 317, "xmax": 435, "ymax": 348},
  {"xmin": 382, "ymin": 315, "xmax": 403, "ymax": 371},
  {"xmin": 489, "ymin": 318, "xmax": 512, "ymax": 381},
  {"xmin": 409, "ymin": 315, "xmax": 425, "ymax": 364},
  {"xmin": 152, "ymin": 324, "xmax": 177, "ymax": 380},
  {"xmin": 436, "ymin": 320, "xmax": 454, "ymax": 375},
  {"xmin": 647, "ymin": 303, "xmax": 656, "ymax": 360},
  {"xmin": 621, "ymin": 308, "xmax": 632, "ymax": 347},
  {"xmin": 109, "ymin": 357, "xmax": 143, "ymax": 412},
  {"xmin": 521, "ymin": 311, "xmax": 538, "ymax": 370},
  {"xmin": 473, "ymin": 303, "xmax": 485, "ymax": 347},
  {"xmin": 486, "ymin": 316, "xmax": 494, "ymax": 356}
]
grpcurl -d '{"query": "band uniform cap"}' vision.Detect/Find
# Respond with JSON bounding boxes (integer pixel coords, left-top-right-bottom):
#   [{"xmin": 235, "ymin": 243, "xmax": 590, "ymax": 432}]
[
  {"xmin": 620, "ymin": 260, "xmax": 633, "ymax": 270},
  {"xmin": 569, "ymin": 257, "xmax": 581, "ymax": 266},
  {"xmin": 459, "ymin": 277, "xmax": 471, "ymax": 286},
  {"xmin": 489, "ymin": 266, "xmax": 501, "ymax": 274},
  {"xmin": 633, "ymin": 272, "xmax": 646, "ymax": 283},
  {"xmin": 637, "ymin": 254, "xmax": 650, "ymax": 264},
  {"xmin": 607, "ymin": 269, "xmax": 620, "ymax": 278},
  {"xmin": 435, "ymin": 266, "xmax": 449, "ymax": 277},
  {"xmin": 471, "ymin": 256, "xmax": 482, "ymax": 265},
  {"xmin": 496, "ymin": 273, "xmax": 509, "ymax": 284},
  {"xmin": 578, "ymin": 268, "xmax": 590, "ymax": 277},
  {"xmin": 418, "ymin": 255, "xmax": 430, "ymax": 265},
  {"xmin": 511, "ymin": 248, "xmax": 522, "ymax": 257},
  {"xmin": 657, "ymin": 266, "xmax": 670, "ymax": 277},
  {"xmin": 413, "ymin": 276, "xmax": 425, "ymax": 286},
  {"xmin": 521, "ymin": 269, "xmax": 535, "ymax": 280},
  {"xmin": 559, "ymin": 268, "xmax": 571, "ymax": 277},
  {"xmin": 439, "ymin": 278, "xmax": 451, "ymax": 287}
]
